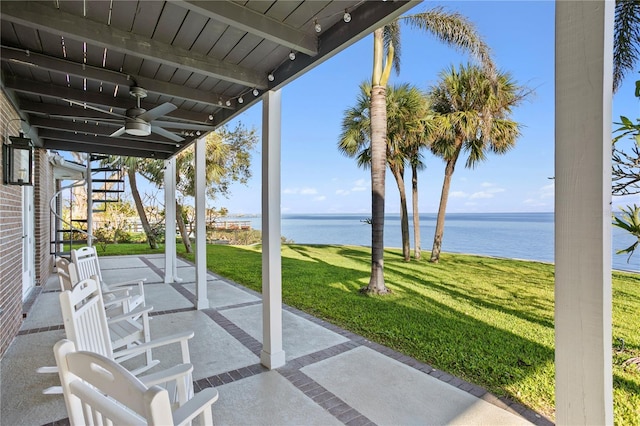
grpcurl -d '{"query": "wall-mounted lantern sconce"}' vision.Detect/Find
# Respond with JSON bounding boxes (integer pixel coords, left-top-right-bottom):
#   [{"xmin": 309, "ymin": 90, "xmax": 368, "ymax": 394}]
[{"xmin": 3, "ymin": 132, "xmax": 33, "ymax": 185}]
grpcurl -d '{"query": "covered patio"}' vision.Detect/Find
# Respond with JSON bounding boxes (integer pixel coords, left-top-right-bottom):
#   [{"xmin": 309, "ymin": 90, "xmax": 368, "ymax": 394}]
[
  {"xmin": 0, "ymin": 0, "xmax": 617, "ymax": 424},
  {"xmin": 1, "ymin": 254, "xmax": 547, "ymax": 425}
]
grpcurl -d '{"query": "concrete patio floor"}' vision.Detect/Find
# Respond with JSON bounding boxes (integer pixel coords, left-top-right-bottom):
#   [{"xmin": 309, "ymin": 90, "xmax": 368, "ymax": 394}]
[{"xmin": 1, "ymin": 254, "xmax": 553, "ymax": 425}]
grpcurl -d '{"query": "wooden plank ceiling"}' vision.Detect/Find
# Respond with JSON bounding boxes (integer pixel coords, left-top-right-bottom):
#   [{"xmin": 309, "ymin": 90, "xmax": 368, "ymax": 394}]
[{"xmin": 1, "ymin": 0, "xmax": 417, "ymax": 159}]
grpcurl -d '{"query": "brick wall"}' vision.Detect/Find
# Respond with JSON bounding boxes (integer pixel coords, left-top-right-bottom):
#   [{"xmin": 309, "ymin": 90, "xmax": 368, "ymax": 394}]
[
  {"xmin": 0, "ymin": 90, "xmax": 57, "ymax": 357},
  {"xmin": 0, "ymin": 91, "xmax": 25, "ymax": 357}
]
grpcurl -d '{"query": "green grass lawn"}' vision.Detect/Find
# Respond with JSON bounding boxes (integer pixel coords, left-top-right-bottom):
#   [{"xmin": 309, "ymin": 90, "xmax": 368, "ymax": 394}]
[{"xmin": 102, "ymin": 243, "xmax": 640, "ymax": 424}]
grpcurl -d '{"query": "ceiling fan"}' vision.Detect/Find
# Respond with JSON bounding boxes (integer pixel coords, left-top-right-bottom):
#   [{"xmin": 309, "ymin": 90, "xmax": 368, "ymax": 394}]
[
  {"xmin": 64, "ymin": 86, "xmax": 184, "ymax": 143},
  {"xmin": 110, "ymin": 87, "xmax": 184, "ymax": 142}
]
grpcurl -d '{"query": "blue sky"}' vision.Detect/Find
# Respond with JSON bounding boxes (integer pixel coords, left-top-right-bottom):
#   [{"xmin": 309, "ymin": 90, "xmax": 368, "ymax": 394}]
[{"xmin": 217, "ymin": 1, "xmax": 638, "ymax": 215}]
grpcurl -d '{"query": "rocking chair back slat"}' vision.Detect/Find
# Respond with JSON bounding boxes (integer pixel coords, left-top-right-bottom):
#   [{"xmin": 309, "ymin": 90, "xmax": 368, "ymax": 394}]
[
  {"xmin": 54, "ymin": 339, "xmax": 217, "ymax": 426},
  {"xmin": 59, "ymin": 277, "xmax": 114, "ymax": 359},
  {"xmin": 72, "ymin": 247, "xmax": 103, "ymax": 282},
  {"xmin": 71, "ymin": 246, "xmax": 146, "ymax": 313}
]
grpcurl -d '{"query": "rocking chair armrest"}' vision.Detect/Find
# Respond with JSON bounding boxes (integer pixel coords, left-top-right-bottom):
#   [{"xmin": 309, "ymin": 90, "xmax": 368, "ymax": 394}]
[
  {"xmin": 113, "ymin": 330, "xmax": 194, "ymax": 359},
  {"xmin": 106, "ymin": 305, "xmax": 154, "ymax": 324},
  {"xmin": 172, "ymin": 388, "xmax": 219, "ymax": 426},
  {"xmin": 102, "ymin": 293, "xmax": 132, "ymax": 308},
  {"xmin": 139, "ymin": 363, "xmax": 194, "ymax": 388},
  {"xmin": 102, "ymin": 287, "xmax": 132, "ymax": 297},
  {"xmin": 107, "ymin": 278, "xmax": 147, "ymax": 289}
]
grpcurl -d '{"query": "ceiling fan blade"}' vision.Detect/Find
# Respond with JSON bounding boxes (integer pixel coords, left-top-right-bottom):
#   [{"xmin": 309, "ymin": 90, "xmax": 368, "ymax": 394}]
[
  {"xmin": 151, "ymin": 126, "xmax": 184, "ymax": 142},
  {"xmin": 62, "ymin": 98, "xmax": 125, "ymax": 118},
  {"xmin": 110, "ymin": 127, "xmax": 127, "ymax": 137},
  {"xmin": 150, "ymin": 120, "xmax": 215, "ymax": 131},
  {"xmin": 139, "ymin": 102, "xmax": 177, "ymax": 122}
]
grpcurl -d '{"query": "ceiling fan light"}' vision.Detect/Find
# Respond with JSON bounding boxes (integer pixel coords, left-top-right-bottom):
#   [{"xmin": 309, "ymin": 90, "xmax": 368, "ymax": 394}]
[{"xmin": 125, "ymin": 121, "xmax": 151, "ymax": 136}]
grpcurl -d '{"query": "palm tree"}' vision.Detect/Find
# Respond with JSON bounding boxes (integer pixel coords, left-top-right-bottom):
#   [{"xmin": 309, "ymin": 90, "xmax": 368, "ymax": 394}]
[
  {"xmin": 613, "ymin": 0, "xmax": 640, "ymax": 93},
  {"xmin": 102, "ymin": 156, "xmax": 159, "ymax": 249},
  {"xmin": 428, "ymin": 64, "xmax": 527, "ymax": 263},
  {"xmin": 365, "ymin": 8, "xmax": 496, "ymax": 293},
  {"xmin": 339, "ymin": 83, "xmax": 429, "ymax": 262}
]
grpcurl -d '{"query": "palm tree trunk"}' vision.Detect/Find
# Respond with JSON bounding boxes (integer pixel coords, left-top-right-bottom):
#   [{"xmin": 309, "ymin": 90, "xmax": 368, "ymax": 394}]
[
  {"xmin": 176, "ymin": 201, "xmax": 193, "ymax": 253},
  {"xmin": 411, "ymin": 163, "xmax": 421, "ymax": 260},
  {"xmin": 430, "ymin": 146, "xmax": 462, "ymax": 263},
  {"xmin": 391, "ymin": 166, "xmax": 410, "ymax": 261},
  {"xmin": 366, "ymin": 84, "xmax": 390, "ymax": 294},
  {"xmin": 127, "ymin": 168, "xmax": 158, "ymax": 249}
]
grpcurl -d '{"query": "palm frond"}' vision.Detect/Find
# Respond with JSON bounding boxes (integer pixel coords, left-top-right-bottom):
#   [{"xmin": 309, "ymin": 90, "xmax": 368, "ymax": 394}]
[
  {"xmin": 613, "ymin": 204, "xmax": 640, "ymax": 261},
  {"xmin": 400, "ymin": 8, "xmax": 496, "ymax": 76},
  {"xmin": 614, "ymin": 0, "xmax": 640, "ymax": 93},
  {"xmin": 384, "ymin": 22, "xmax": 402, "ymax": 75}
]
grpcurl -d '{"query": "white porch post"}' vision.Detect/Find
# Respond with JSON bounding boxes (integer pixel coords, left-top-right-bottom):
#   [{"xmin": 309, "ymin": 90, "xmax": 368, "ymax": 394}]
[
  {"xmin": 195, "ymin": 136, "xmax": 209, "ymax": 309},
  {"xmin": 164, "ymin": 157, "xmax": 178, "ymax": 284},
  {"xmin": 86, "ymin": 159, "xmax": 93, "ymax": 246},
  {"xmin": 555, "ymin": 1, "xmax": 614, "ymax": 425},
  {"xmin": 260, "ymin": 90, "xmax": 285, "ymax": 369}
]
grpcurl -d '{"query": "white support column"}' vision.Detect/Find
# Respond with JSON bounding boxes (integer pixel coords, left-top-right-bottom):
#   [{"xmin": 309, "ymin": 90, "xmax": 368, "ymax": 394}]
[
  {"xmin": 86, "ymin": 157, "xmax": 93, "ymax": 246},
  {"xmin": 195, "ymin": 136, "xmax": 209, "ymax": 310},
  {"xmin": 164, "ymin": 157, "xmax": 177, "ymax": 284},
  {"xmin": 555, "ymin": 2, "xmax": 614, "ymax": 424},
  {"xmin": 260, "ymin": 90, "xmax": 285, "ymax": 369}
]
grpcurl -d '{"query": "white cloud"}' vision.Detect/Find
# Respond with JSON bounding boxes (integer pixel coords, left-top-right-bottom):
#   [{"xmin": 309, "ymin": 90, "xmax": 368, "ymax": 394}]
[
  {"xmin": 521, "ymin": 182, "xmax": 554, "ymax": 209},
  {"xmin": 314, "ymin": 196, "xmax": 327, "ymax": 201},
  {"xmin": 352, "ymin": 178, "xmax": 368, "ymax": 192},
  {"xmin": 481, "ymin": 182, "xmax": 495, "ymax": 188},
  {"xmin": 470, "ymin": 187, "xmax": 504, "ymax": 199},
  {"xmin": 523, "ymin": 198, "xmax": 547, "ymax": 207},
  {"xmin": 450, "ymin": 191, "xmax": 468, "ymax": 198},
  {"xmin": 283, "ymin": 187, "xmax": 321, "ymax": 196},
  {"xmin": 336, "ymin": 189, "xmax": 350, "ymax": 196},
  {"xmin": 470, "ymin": 191, "xmax": 495, "ymax": 199},
  {"xmin": 540, "ymin": 183, "xmax": 554, "ymax": 198}
]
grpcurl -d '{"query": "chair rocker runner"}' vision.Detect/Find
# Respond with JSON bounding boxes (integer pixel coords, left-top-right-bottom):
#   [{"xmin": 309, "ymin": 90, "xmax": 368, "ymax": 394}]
[
  {"xmin": 54, "ymin": 339, "xmax": 218, "ymax": 426},
  {"xmin": 58, "ymin": 276, "xmax": 195, "ymax": 403},
  {"xmin": 72, "ymin": 246, "xmax": 147, "ymax": 314}
]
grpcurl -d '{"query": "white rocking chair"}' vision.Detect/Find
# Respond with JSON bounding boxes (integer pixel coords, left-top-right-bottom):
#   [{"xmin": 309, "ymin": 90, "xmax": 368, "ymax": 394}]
[
  {"xmin": 56, "ymin": 256, "xmax": 131, "ymax": 316},
  {"xmin": 54, "ymin": 339, "xmax": 218, "ymax": 426},
  {"xmin": 39, "ymin": 258, "xmax": 158, "ymax": 394},
  {"xmin": 58, "ymin": 276, "xmax": 195, "ymax": 403},
  {"xmin": 71, "ymin": 246, "xmax": 147, "ymax": 314},
  {"xmin": 55, "ymin": 256, "xmax": 153, "ymax": 355}
]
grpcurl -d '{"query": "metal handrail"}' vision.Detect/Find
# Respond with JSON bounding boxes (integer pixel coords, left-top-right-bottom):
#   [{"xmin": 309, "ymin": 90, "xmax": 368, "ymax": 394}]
[{"xmin": 50, "ymin": 179, "xmax": 93, "ymax": 249}]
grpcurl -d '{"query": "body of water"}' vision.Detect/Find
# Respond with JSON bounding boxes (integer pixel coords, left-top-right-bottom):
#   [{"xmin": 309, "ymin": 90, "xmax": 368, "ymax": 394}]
[{"xmin": 236, "ymin": 212, "xmax": 638, "ymax": 273}]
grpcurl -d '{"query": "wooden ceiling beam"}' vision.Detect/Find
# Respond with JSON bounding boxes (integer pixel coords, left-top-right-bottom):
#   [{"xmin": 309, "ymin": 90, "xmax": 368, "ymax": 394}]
[
  {"xmin": 39, "ymin": 128, "xmax": 178, "ymax": 153},
  {"xmin": 174, "ymin": 0, "xmax": 318, "ymax": 56},
  {"xmin": 1, "ymin": 1, "xmax": 267, "ymax": 88},
  {"xmin": 5, "ymin": 76, "xmax": 211, "ymax": 123},
  {"xmin": 44, "ymin": 139, "xmax": 172, "ymax": 159},
  {"xmin": 0, "ymin": 46, "xmax": 235, "ymax": 109}
]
